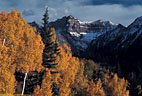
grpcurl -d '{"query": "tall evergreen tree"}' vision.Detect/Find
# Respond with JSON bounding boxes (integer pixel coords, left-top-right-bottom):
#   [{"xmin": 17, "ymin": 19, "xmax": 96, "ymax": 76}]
[
  {"xmin": 41, "ymin": 8, "xmax": 60, "ymax": 69},
  {"xmin": 41, "ymin": 7, "xmax": 60, "ymax": 96},
  {"xmin": 41, "ymin": 8, "xmax": 49, "ymax": 44}
]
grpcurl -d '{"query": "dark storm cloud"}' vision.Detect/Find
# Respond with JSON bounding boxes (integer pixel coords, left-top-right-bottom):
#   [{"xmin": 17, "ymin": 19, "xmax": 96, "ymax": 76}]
[
  {"xmin": 85, "ymin": 0, "xmax": 142, "ymax": 6},
  {"xmin": 0, "ymin": 0, "xmax": 142, "ymax": 26}
]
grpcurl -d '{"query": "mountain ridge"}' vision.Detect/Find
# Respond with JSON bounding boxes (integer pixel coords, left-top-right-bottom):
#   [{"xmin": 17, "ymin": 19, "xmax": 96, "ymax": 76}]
[{"xmin": 49, "ymin": 15, "xmax": 117, "ymax": 55}]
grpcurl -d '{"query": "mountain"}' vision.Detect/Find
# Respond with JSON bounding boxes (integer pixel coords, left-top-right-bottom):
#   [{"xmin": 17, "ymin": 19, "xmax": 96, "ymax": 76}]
[
  {"xmin": 84, "ymin": 16, "xmax": 142, "ymax": 95},
  {"xmin": 49, "ymin": 15, "xmax": 117, "ymax": 55},
  {"xmin": 85, "ymin": 16, "xmax": 142, "ymax": 64}
]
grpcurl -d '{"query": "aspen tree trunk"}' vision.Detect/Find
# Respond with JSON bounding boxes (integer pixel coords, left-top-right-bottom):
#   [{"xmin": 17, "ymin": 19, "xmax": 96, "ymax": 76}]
[
  {"xmin": 22, "ymin": 72, "xmax": 28, "ymax": 95},
  {"xmin": 2, "ymin": 38, "xmax": 5, "ymax": 47}
]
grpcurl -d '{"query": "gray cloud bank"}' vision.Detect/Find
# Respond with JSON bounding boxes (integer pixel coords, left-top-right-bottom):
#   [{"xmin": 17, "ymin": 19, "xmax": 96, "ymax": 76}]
[
  {"xmin": 85, "ymin": 0, "xmax": 142, "ymax": 6},
  {"xmin": 0, "ymin": 0, "xmax": 142, "ymax": 26}
]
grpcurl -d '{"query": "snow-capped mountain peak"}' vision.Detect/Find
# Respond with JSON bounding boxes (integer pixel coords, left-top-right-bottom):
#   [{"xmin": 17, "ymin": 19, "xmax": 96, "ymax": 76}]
[{"xmin": 49, "ymin": 15, "xmax": 117, "ymax": 54}]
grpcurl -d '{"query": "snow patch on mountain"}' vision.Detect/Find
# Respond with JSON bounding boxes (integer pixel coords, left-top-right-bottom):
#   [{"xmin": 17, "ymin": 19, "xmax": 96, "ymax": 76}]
[
  {"xmin": 78, "ymin": 20, "xmax": 92, "ymax": 24},
  {"xmin": 81, "ymin": 32, "xmax": 103, "ymax": 42},
  {"xmin": 70, "ymin": 32, "xmax": 80, "ymax": 37}
]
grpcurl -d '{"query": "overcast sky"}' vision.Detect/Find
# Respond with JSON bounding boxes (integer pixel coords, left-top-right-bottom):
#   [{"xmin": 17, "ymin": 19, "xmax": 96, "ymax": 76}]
[{"xmin": 0, "ymin": 0, "xmax": 142, "ymax": 26}]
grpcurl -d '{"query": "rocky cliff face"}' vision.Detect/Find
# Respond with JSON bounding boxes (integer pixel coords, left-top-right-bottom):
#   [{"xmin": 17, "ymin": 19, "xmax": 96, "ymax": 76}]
[{"xmin": 49, "ymin": 15, "xmax": 117, "ymax": 55}]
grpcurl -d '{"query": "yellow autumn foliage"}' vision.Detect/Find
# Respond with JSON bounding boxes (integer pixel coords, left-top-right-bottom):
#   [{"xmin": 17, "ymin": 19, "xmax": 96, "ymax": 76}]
[
  {"xmin": 85, "ymin": 79, "xmax": 106, "ymax": 96},
  {"xmin": 0, "ymin": 9, "xmax": 44, "ymax": 73},
  {"xmin": 55, "ymin": 43, "xmax": 80, "ymax": 96},
  {"xmin": 33, "ymin": 69, "xmax": 53, "ymax": 96},
  {"xmin": 0, "ymin": 9, "xmax": 44, "ymax": 94},
  {"xmin": 0, "ymin": 42, "xmax": 16, "ymax": 95},
  {"xmin": 104, "ymin": 73, "xmax": 129, "ymax": 96}
]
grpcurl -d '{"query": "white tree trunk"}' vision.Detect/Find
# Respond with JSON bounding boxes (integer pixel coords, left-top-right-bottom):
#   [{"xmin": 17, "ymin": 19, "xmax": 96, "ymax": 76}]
[
  {"xmin": 22, "ymin": 72, "xmax": 28, "ymax": 95},
  {"xmin": 2, "ymin": 38, "xmax": 5, "ymax": 47}
]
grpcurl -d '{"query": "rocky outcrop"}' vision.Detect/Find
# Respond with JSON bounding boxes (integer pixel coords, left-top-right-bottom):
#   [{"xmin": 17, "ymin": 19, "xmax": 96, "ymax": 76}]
[{"xmin": 49, "ymin": 15, "xmax": 117, "ymax": 55}]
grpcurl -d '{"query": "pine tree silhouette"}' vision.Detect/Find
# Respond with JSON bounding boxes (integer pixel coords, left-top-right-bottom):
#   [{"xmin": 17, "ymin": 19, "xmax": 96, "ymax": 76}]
[{"xmin": 41, "ymin": 7, "xmax": 60, "ymax": 96}]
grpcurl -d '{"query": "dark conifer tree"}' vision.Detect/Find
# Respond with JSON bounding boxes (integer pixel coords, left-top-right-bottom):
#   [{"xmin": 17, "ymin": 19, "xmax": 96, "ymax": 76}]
[
  {"xmin": 41, "ymin": 7, "xmax": 60, "ymax": 96},
  {"xmin": 41, "ymin": 7, "xmax": 60, "ymax": 69},
  {"xmin": 41, "ymin": 8, "xmax": 49, "ymax": 44}
]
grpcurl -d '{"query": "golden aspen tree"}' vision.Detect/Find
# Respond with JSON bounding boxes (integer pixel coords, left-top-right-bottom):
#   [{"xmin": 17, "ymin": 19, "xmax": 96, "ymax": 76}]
[
  {"xmin": 105, "ymin": 73, "xmax": 129, "ymax": 96},
  {"xmin": 70, "ymin": 59, "xmax": 89, "ymax": 96},
  {"xmin": 0, "ymin": 42, "xmax": 16, "ymax": 95},
  {"xmin": 84, "ymin": 79, "xmax": 106, "ymax": 96},
  {"xmin": 55, "ymin": 43, "xmax": 80, "ymax": 96},
  {"xmin": 0, "ymin": 9, "xmax": 44, "ymax": 72},
  {"xmin": 33, "ymin": 69, "xmax": 53, "ymax": 96},
  {"xmin": 0, "ymin": 9, "xmax": 44, "ymax": 95}
]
